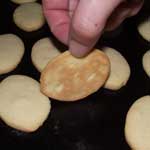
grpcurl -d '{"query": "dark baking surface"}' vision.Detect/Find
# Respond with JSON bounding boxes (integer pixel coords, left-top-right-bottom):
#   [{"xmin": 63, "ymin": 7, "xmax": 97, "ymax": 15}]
[{"xmin": 0, "ymin": 0, "xmax": 149, "ymax": 150}]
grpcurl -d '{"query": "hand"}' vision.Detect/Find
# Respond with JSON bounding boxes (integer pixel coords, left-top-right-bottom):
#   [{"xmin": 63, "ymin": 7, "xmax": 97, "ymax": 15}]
[{"xmin": 42, "ymin": 0, "xmax": 144, "ymax": 57}]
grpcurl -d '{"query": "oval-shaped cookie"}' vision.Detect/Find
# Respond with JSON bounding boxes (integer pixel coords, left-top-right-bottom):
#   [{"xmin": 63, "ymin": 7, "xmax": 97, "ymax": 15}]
[
  {"xmin": 13, "ymin": 3, "xmax": 45, "ymax": 32},
  {"xmin": 0, "ymin": 75, "xmax": 51, "ymax": 132},
  {"xmin": 137, "ymin": 17, "xmax": 150, "ymax": 42},
  {"xmin": 125, "ymin": 95, "xmax": 150, "ymax": 150},
  {"xmin": 0, "ymin": 34, "xmax": 24, "ymax": 75},
  {"xmin": 40, "ymin": 50, "xmax": 110, "ymax": 101},
  {"xmin": 103, "ymin": 47, "xmax": 131, "ymax": 90},
  {"xmin": 142, "ymin": 50, "xmax": 150, "ymax": 77},
  {"xmin": 31, "ymin": 38, "xmax": 61, "ymax": 72},
  {"xmin": 11, "ymin": 0, "xmax": 37, "ymax": 4}
]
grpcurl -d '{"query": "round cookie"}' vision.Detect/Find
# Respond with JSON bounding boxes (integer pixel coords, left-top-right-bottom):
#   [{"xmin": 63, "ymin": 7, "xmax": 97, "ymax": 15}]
[
  {"xmin": 0, "ymin": 75, "xmax": 51, "ymax": 132},
  {"xmin": 13, "ymin": 3, "xmax": 45, "ymax": 32},
  {"xmin": 0, "ymin": 34, "xmax": 24, "ymax": 75},
  {"xmin": 103, "ymin": 47, "xmax": 131, "ymax": 90},
  {"xmin": 137, "ymin": 18, "xmax": 150, "ymax": 42},
  {"xmin": 125, "ymin": 95, "xmax": 150, "ymax": 150},
  {"xmin": 40, "ymin": 50, "xmax": 110, "ymax": 101},
  {"xmin": 31, "ymin": 38, "xmax": 61, "ymax": 72},
  {"xmin": 11, "ymin": 0, "xmax": 37, "ymax": 4},
  {"xmin": 142, "ymin": 50, "xmax": 150, "ymax": 77}
]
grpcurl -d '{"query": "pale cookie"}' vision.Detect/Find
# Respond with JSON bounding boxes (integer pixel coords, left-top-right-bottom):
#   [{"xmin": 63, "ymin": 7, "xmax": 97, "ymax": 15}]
[
  {"xmin": 13, "ymin": 3, "xmax": 45, "ymax": 32},
  {"xmin": 137, "ymin": 18, "xmax": 150, "ymax": 42},
  {"xmin": 40, "ymin": 50, "xmax": 110, "ymax": 101},
  {"xmin": 0, "ymin": 34, "xmax": 24, "ymax": 75},
  {"xmin": 125, "ymin": 95, "xmax": 150, "ymax": 150},
  {"xmin": 142, "ymin": 50, "xmax": 150, "ymax": 77},
  {"xmin": 11, "ymin": 0, "xmax": 37, "ymax": 4},
  {"xmin": 0, "ymin": 75, "xmax": 51, "ymax": 132},
  {"xmin": 31, "ymin": 38, "xmax": 61, "ymax": 72},
  {"xmin": 103, "ymin": 47, "xmax": 131, "ymax": 90}
]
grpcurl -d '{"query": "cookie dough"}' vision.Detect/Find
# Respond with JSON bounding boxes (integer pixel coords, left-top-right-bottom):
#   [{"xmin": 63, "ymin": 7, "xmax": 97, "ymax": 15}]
[
  {"xmin": 0, "ymin": 75, "xmax": 51, "ymax": 132},
  {"xmin": 125, "ymin": 95, "xmax": 150, "ymax": 150},
  {"xmin": 31, "ymin": 38, "xmax": 61, "ymax": 72},
  {"xmin": 142, "ymin": 50, "xmax": 150, "ymax": 77},
  {"xmin": 103, "ymin": 47, "xmax": 131, "ymax": 90},
  {"xmin": 137, "ymin": 18, "xmax": 150, "ymax": 42},
  {"xmin": 13, "ymin": 3, "xmax": 45, "ymax": 32},
  {"xmin": 11, "ymin": 0, "xmax": 37, "ymax": 4},
  {"xmin": 0, "ymin": 34, "xmax": 24, "ymax": 75}
]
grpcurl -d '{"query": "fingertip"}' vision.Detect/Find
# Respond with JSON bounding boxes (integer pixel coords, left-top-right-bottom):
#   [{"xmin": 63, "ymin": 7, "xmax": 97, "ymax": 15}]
[{"xmin": 69, "ymin": 40, "xmax": 91, "ymax": 58}]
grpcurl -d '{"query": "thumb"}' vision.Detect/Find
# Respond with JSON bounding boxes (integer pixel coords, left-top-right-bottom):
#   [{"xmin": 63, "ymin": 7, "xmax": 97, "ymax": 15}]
[{"xmin": 69, "ymin": 0, "xmax": 123, "ymax": 57}]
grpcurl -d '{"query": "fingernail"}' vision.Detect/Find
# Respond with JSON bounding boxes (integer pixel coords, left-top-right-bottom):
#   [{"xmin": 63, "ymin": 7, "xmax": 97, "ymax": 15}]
[{"xmin": 69, "ymin": 40, "xmax": 90, "ymax": 58}]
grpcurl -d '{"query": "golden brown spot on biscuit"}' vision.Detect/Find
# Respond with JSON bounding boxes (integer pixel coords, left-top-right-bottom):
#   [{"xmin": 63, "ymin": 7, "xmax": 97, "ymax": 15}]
[
  {"xmin": 87, "ymin": 73, "xmax": 96, "ymax": 81},
  {"xmin": 47, "ymin": 81, "xmax": 63, "ymax": 93},
  {"xmin": 74, "ymin": 72, "xmax": 79, "ymax": 78},
  {"xmin": 55, "ymin": 84, "xmax": 64, "ymax": 93},
  {"xmin": 98, "ymin": 64, "xmax": 109, "ymax": 75}
]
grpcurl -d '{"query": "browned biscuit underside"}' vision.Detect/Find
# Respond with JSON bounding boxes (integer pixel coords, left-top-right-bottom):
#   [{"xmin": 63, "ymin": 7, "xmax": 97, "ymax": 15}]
[{"xmin": 40, "ymin": 50, "xmax": 110, "ymax": 101}]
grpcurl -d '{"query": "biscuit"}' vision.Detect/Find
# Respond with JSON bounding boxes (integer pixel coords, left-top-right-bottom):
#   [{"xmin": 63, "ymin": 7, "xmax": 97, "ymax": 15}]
[
  {"xmin": 0, "ymin": 75, "xmax": 51, "ymax": 132},
  {"xmin": 103, "ymin": 47, "xmax": 131, "ymax": 90},
  {"xmin": 11, "ymin": 0, "xmax": 37, "ymax": 4},
  {"xmin": 13, "ymin": 3, "xmax": 45, "ymax": 32},
  {"xmin": 0, "ymin": 34, "xmax": 24, "ymax": 75},
  {"xmin": 142, "ymin": 50, "xmax": 150, "ymax": 77},
  {"xmin": 40, "ymin": 50, "xmax": 110, "ymax": 101},
  {"xmin": 31, "ymin": 38, "xmax": 61, "ymax": 72},
  {"xmin": 137, "ymin": 17, "xmax": 150, "ymax": 42},
  {"xmin": 125, "ymin": 95, "xmax": 150, "ymax": 150}
]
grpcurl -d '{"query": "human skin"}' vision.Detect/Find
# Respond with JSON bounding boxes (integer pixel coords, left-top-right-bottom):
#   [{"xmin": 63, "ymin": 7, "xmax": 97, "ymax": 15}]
[{"xmin": 42, "ymin": 0, "xmax": 144, "ymax": 57}]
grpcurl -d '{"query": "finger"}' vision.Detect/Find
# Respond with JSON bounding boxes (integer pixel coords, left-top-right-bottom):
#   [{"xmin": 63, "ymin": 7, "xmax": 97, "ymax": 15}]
[
  {"xmin": 69, "ymin": 0, "xmax": 79, "ymax": 17},
  {"xmin": 127, "ymin": 0, "xmax": 144, "ymax": 16},
  {"xmin": 42, "ymin": 0, "xmax": 70, "ymax": 44},
  {"xmin": 105, "ymin": 2, "xmax": 131, "ymax": 31},
  {"xmin": 69, "ymin": 0, "xmax": 123, "ymax": 57},
  {"xmin": 105, "ymin": 0, "xmax": 144, "ymax": 31}
]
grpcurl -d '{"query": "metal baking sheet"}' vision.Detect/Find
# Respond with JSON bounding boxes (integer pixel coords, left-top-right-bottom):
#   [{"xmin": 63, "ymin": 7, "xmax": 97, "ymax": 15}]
[{"xmin": 0, "ymin": 0, "xmax": 149, "ymax": 150}]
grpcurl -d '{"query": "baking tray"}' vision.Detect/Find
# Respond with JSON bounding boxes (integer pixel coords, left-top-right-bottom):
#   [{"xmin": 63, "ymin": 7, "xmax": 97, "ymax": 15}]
[{"xmin": 0, "ymin": 0, "xmax": 149, "ymax": 150}]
